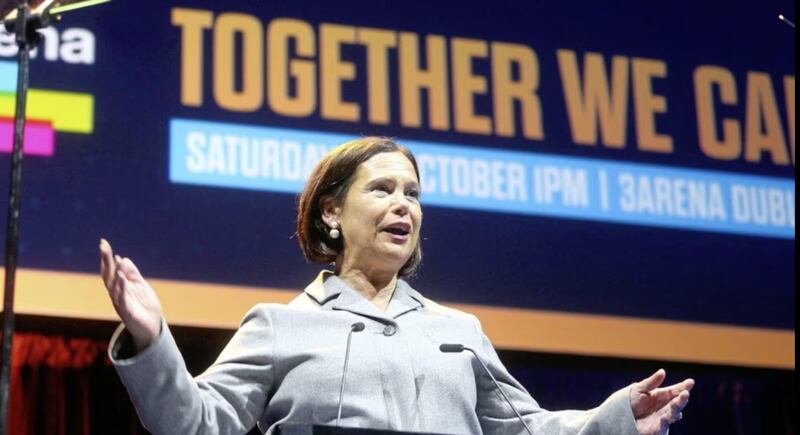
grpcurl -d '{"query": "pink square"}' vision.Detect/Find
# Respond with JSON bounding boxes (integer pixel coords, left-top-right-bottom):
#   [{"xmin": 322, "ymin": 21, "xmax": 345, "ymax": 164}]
[{"xmin": 0, "ymin": 117, "xmax": 55, "ymax": 156}]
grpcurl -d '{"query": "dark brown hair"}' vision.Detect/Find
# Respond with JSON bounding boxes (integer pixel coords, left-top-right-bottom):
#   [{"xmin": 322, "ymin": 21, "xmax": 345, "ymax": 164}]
[{"xmin": 296, "ymin": 137, "xmax": 422, "ymax": 278}]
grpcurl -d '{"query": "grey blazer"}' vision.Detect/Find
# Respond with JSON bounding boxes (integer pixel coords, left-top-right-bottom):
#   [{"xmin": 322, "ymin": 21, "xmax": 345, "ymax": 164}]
[{"xmin": 110, "ymin": 271, "xmax": 639, "ymax": 435}]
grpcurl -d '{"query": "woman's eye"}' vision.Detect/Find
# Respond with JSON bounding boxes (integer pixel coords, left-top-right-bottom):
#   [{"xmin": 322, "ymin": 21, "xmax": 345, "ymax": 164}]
[{"xmin": 406, "ymin": 190, "xmax": 420, "ymax": 199}]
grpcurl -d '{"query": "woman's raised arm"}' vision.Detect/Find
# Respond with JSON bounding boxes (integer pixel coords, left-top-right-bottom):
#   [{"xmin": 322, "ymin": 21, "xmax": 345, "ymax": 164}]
[{"xmin": 99, "ymin": 238, "xmax": 163, "ymax": 352}]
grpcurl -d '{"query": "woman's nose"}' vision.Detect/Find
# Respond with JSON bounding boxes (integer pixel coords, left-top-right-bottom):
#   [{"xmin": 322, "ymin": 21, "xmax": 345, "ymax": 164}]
[{"xmin": 390, "ymin": 192, "xmax": 410, "ymax": 215}]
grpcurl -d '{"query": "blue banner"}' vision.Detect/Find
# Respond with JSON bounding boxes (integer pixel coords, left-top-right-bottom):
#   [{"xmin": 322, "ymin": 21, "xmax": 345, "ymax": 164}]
[{"xmin": 171, "ymin": 118, "xmax": 794, "ymax": 239}]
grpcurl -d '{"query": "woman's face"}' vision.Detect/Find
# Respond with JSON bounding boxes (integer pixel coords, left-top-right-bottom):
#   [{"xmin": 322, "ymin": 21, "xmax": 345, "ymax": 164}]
[{"xmin": 326, "ymin": 151, "xmax": 422, "ymax": 275}]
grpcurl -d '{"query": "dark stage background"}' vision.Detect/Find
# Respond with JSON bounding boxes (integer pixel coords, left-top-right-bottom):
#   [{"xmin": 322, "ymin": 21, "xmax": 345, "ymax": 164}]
[{"xmin": 11, "ymin": 316, "xmax": 796, "ymax": 435}]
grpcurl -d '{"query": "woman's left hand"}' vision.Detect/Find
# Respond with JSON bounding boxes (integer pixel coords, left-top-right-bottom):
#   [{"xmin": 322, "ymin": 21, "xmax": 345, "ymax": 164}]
[{"xmin": 630, "ymin": 369, "xmax": 694, "ymax": 435}]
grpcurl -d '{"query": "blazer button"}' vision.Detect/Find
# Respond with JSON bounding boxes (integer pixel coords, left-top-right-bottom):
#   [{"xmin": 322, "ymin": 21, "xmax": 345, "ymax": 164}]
[{"xmin": 383, "ymin": 324, "xmax": 397, "ymax": 336}]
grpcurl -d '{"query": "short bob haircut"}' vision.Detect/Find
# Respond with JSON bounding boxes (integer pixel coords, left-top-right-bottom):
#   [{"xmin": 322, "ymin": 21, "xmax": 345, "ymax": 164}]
[{"xmin": 296, "ymin": 137, "xmax": 422, "ymax": 278}]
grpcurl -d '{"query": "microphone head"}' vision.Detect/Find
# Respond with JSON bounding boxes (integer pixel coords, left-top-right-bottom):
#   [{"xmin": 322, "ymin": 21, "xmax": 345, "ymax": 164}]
[
  {"xmin": 439, "ymin": 343, "xmax": 465, "ymax": 353},
  {"xmin": 351, "ymin": 322, "xmax": 366, "ymax": 332}
]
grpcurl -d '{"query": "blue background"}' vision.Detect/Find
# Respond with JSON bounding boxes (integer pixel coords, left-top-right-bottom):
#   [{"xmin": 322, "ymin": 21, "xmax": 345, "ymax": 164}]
[{"xmin": 1, "ymin": 0, "xmax": 794, "ymax": 330}]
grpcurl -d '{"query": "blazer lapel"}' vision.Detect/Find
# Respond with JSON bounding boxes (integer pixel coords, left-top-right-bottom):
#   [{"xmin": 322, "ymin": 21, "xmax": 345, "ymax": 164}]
[
  {"xmin": 385, "ymin": 280, "xmax": 425, "ymax": 319},
  {"xmin": 303, "ymin": 271, "xmax": 425, "ymax": 322}
]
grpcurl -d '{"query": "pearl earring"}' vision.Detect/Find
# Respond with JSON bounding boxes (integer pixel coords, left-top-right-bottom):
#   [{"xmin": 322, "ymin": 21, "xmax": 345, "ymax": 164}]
[{"xmin": 329, "ymin": 223, "xmax": 340, "ymax": 239}]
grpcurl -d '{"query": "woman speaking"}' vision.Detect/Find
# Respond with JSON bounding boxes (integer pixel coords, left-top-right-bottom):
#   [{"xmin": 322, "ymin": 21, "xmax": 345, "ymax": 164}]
[{"xmin": 100, "ymin": 137, "xmax": 693, "ymax": 435}]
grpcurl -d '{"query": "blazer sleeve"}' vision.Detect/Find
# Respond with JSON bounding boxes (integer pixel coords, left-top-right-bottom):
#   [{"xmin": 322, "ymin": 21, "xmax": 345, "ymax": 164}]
[
  {"xmin": 109, "ymin": 304, "xmax": 275, "ymax": 435},
  {"xmin": 470, "ymin": 316, "xmax": 639, "ymax": 435}
]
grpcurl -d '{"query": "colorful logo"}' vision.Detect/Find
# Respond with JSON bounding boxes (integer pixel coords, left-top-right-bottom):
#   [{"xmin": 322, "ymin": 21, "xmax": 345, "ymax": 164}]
[{"xmin": 0, "ymin": 60, "xmax": 93, "ymax": 156}]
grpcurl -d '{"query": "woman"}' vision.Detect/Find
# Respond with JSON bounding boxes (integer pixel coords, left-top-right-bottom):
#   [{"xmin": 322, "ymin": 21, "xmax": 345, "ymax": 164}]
[{"xmin": 100, "ymin": 137, "xmax": 693, "ymax": 435}]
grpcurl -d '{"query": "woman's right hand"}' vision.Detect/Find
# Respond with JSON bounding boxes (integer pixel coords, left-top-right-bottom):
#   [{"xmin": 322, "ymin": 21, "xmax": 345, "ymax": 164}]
[{"xmin": 100, "ymin": 239, "xmax": 163, "ymax": 352}]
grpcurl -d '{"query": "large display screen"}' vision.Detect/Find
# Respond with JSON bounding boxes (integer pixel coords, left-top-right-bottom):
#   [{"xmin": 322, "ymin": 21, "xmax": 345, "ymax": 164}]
[{"xmin": 1, "ymin": 0, "xmax": 794, "ymax": 367}]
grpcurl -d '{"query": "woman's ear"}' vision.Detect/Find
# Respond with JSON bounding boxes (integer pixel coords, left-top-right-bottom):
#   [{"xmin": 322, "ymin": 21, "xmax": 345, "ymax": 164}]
[{"xmin": 319, "ymin": 196, "xmax": 341, "ymax": 228}]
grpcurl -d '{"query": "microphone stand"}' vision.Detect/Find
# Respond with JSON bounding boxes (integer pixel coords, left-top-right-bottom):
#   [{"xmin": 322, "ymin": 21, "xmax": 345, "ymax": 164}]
[
  {"xmin": 440, "ymin": 344, "xmax": 534, "ymax": 435},
  {"xmin": 0, "ymin": 1, "xmax": 108, "ymax": 433},
  {"xmin": 0, "ymin": 2, "xmax": 39, "ymax": 433},
  {"xmin": 336, "ymin": 322, "xmax": 365, "ymax": 426}
]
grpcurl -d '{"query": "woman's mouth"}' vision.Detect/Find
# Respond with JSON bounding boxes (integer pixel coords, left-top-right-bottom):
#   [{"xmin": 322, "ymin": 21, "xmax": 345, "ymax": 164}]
[{"xmin": 382, "ymin": 224, "xmax": 411, "ymax": 242}]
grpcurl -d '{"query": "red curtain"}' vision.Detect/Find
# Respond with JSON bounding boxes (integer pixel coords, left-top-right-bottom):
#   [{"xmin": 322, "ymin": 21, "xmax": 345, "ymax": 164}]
[{"xmin": 8, "ymin": 332, "xmax": 144, "ymax": 435}]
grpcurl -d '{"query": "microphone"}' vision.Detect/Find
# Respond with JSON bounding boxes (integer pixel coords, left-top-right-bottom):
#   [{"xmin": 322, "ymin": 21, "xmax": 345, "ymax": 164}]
[
  {"xmin": 439, "ymin": 343, "xmax": 464, "ymax": 353},
  {"xmin": 336, "ymin": 322, "xmax": 365, "ymax": 426},
  {"xmin": 440, "ymin": 343, "xmax": 534, "ymax": 435},
  {"xmin": 778, "ymin": 14, "xmax": 795, "ymax": 29}
]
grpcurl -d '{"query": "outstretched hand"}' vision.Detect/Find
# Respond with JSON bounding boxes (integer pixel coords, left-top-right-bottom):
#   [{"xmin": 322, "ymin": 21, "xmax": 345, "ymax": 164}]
[
  {"xmin": 100, "ymin": 239, "xmax": 163, "ymax": 352},
  {"xmin": 630, "ymin": 369, "xmax": 694, "ymax": 435}
]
